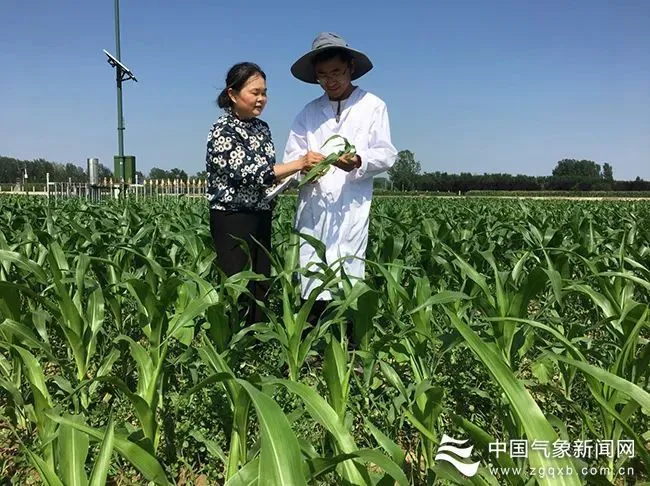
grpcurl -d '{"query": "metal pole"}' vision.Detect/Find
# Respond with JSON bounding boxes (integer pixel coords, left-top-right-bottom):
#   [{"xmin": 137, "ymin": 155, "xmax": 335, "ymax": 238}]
[{"xmin": 115, "ymin": 0, "xmax": 125, "ymax": 183}]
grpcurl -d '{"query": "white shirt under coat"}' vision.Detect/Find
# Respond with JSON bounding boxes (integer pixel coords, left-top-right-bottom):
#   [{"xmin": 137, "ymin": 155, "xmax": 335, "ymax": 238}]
[{"xmin": 282, "ymin": 87, "xmax": 398, "ymax": 300}]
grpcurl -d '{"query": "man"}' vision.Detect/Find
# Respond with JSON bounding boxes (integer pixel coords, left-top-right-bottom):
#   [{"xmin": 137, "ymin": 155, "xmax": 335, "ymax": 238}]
[{"xmin": 282, "ymin": 32, "xmax": 397, "ymax": 323}]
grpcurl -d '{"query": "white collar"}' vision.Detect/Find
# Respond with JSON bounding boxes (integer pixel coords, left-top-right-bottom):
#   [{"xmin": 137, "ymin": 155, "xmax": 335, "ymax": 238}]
[{"xmin": 319, "ymin": 86, "xmax": 364, "ymax": 118}]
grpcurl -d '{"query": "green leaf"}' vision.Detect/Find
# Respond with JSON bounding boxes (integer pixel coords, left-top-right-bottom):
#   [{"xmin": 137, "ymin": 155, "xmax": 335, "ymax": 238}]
[
  {"xmin": 224, "ymin": 458, "xmax": 259, "ymax": 486},
  {"xmin": 449, "ymin": 413, "xmax": 521, "ymax": 486},
  {"xmin": 236, "ymin": 380, "xmax": 307, "ymax": 486},
  {"xmin": 379, "ymin": 361, "xmax": 409, "ymax": 400},
  {"xmin": 308, "ymin": 449, "xmax": 409, "ymax": 485},
  {"xmin": 0, "ymin": 249, "xmax": 48, "ymax": 282},
  {"xmin": 552, "ymin": 355, "xmax": 650, "ymax": 410},
  {"xmin": 88, "ymin": 416, "xmax": 115, "ymax": 486},
  {"xmin": 0, "ymin": 377, "xmax": 24, "ymax": 409},
  {"xmin": 58, "ymin": 415, "xmax": 90, "ymax": 486},
  {"xmin": 189, "ymin": 430, "xmax": 227, "ymax": 466},
  {"xmin": 22, "ymin": 446, "xmax": 65, "ymax": 486},
  {"xmin": 532, "ymin": 358, "xmax": 552, "ymax": 385},
  {"xmin": 166, "ymin": 283, "xmax": 219, "ymax": 343},
  {"xmin": 87, "ymin": 286, "xmax": 105, "ymax": 334},
  {"xmin": 115, "ymin": 335, "xmax": 153, "ymax": 397},
  {"xmin": 365, "ymin": 420, "xmax": 406, "ymax": 466},
  {"xmin": 447, "ymin": 248, "xmax": 496, "ymax": 308},
  {"xmin": 47, "ymin": 250, "xmax": 84, "ymax": 338},
  {"xmin": 307, "ymin": 452, "xmax": 360, "ymax": 479},
  {"xmin": 406, "ymin": 290, "xmax": 472, "ymax": 316},
  {"xmin": 350, "ymin": 448, "xmax": 409, "ymax": 486},
  {"xmin": 49, "ymin": 241, "xmax": 70, "ymax": 272},
  {"xmin": 266, "ymin": 378, "xmax": 369, "ymax": 485},
  {"xmin": 323, "ymin": 334, "xmax": 350, "ymax": 419},
  {"xmin": 0, "ymin": 319, "xmax": 54, "ymax": 359},
  {"xmin": 45, "ymin": 412, "xmax": 171, "ymax": 485},
  {"xmin": 445, "ymin": 308, "xmax": 582, "ymax": 486},
  {"xmin": 94, "ymin": 376, "xmax": 156, "ymax": 450},
  {"xmin": 566, "ymin": 283, "xmax": 616, "ymax": 318},
  {"xmin": 13, "ymin": 345, "xmax": 52, "ymax": 406},
  {"xmin": 114, "ymin": 245, "xmax": 167, "ymax": 280}
]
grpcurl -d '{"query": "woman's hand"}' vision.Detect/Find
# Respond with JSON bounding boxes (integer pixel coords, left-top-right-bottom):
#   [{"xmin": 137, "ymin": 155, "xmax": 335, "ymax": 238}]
[
  {"xmin": 300, "ymin": 151, "xmax": 325, "ymax": 173},
  {"xmin": 273, "ymin": 151, "xmax": 325, "ymax": 181}
]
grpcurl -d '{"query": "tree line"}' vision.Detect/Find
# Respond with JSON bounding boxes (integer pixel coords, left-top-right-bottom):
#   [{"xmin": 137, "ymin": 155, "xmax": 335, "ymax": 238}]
[
  {"xmin": 0, "ymin": 156, "xmax": 205, "ymax": 185},
  {"xmin": 2, "ymin": 153, "xmax": 648, "ymax": 192},
  {"xmin": 0, "ymin": 157, "xmax": 111, "ymax": 184},
  {"xmin": 383, "ymin": 151, "xmax": 650, "ymax": 192}
]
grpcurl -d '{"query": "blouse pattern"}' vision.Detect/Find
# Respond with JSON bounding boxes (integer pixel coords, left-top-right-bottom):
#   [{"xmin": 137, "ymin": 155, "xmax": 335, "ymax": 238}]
[{"xmin": 206, "ymin": 109, "xmax": 276, "ymax": 211}]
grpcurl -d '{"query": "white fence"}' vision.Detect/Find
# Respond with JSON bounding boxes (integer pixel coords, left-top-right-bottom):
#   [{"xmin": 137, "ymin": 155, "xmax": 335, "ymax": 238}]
[{"xmin": 1, "ymin": 174, "xmax": 209, "ymax": 201}]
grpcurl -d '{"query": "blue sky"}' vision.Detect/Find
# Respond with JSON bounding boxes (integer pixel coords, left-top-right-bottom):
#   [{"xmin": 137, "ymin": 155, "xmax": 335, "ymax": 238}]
[{"xmin": 1, "ymin": 0, "xmax": 649, "ymax": 181}]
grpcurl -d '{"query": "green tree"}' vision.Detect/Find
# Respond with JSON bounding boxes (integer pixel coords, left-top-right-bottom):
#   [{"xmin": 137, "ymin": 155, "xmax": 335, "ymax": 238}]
[
  {"xmin": 97, "ymin": 163, "xmax": 113, "ymax": 181},
  {"xmin": 388, "ymin": 150, "xmax": 421, "ymax": 191},
  {"xmin": 373, "ymin": 177, "xmax": 389, "ymax": 190},
  {"xmin": 0, "ymin": 156, "xmax": 96, "ymax": 183},
  {"xmin": 149, "ymin": 167, "xmax": 170, "ymax": 180},
  {"xmin": 148, "ymin": 167, "xmax": 188, "ymax": 180},
  {"xmin": 552, "ymin": 159, "xmax": 601, "ymax": 178},
  {"xmin": 169, "ymin": 168, "xmax": 188, "ymax": 180},
  {"xmin": 602, "ymin": 163, "xmax": 613, "ymax": 181}
]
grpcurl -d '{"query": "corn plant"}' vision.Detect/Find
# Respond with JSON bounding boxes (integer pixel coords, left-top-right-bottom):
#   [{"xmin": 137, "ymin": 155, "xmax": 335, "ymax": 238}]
[
  {"xmin": 298, "ymin": 135, "xmax": 357, "ymax": 187},
  {"xmin": 2, "ymin": 195, "xmax": 649, "ymax": 484}
]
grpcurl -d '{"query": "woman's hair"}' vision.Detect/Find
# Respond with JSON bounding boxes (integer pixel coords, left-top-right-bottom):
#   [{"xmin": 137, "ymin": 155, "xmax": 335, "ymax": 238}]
[
  {"xmin": 311, "ymin": 48, "xmax": 354, "ymax": 67},
  {"xmin": 216, "ymin": 62, "xmax": 266, "ymax": 109}
]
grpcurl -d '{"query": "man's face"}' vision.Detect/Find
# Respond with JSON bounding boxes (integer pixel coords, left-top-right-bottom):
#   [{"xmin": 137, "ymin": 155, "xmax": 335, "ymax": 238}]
[{"xmin": 314, "ymin": 57, "xmax": 354, "ymax": 99}]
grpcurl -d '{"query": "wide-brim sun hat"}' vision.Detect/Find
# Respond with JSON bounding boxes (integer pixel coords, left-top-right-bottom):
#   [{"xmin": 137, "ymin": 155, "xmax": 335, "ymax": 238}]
[{"xmin": 291, "ymin": 32, "xmax": 373, "ymax": 84}]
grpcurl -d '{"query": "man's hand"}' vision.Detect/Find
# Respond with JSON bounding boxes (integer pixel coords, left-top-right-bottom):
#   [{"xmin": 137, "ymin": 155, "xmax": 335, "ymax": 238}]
[{"xmin": 334, "ymin": 152, "xmax": 361, "ymax": 172}]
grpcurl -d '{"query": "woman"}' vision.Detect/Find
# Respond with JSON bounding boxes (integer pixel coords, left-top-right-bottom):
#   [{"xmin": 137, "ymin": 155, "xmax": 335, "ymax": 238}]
[{"xmin": 206, "ymin": 62, "xmax": 321, "ymax": 326}]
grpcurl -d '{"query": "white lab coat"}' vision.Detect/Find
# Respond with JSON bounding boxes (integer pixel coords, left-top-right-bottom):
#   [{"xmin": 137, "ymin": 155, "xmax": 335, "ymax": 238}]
[{"xmin": 282, "ymin": 87, "xmax": 397, "ymax": 300}]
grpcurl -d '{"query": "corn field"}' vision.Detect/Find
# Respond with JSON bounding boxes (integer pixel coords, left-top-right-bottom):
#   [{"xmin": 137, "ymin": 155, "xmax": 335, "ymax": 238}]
[{"xmin": 0, "ymin": 195, "xmax": 649, "ymax": 485}]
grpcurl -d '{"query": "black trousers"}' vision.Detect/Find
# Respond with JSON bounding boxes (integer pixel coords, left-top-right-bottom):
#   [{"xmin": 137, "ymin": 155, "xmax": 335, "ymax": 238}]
[
  {"xmin": 303, "ymin": 298, "xmax": 356, "ymax": 347},
  {"xmin": 210, "ymin": 209, "xmax": 272, "ymax": 326},
  {"xmin": 305, "ymin": 299, "xmax": 329, "ymax": 326}
]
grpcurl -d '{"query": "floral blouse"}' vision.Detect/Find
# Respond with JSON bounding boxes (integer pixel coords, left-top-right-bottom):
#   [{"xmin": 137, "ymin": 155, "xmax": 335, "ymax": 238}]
[{"xmin": 206, "ymin": 109, "xmax": 276, "ymax": 211}]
